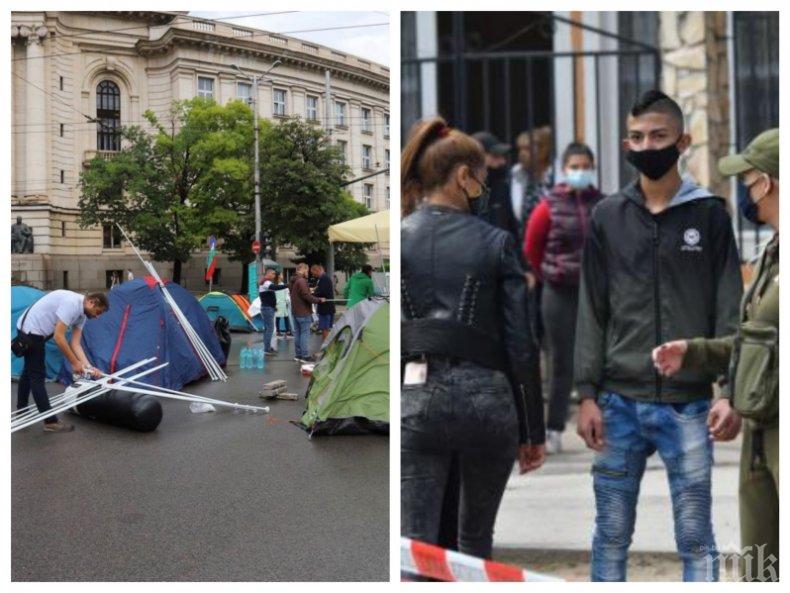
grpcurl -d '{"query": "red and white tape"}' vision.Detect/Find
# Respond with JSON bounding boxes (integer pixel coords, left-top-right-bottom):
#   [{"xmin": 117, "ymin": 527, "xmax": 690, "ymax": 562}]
[{"xmin": 401, "ymin": 537, "xmax": 563, "ymax": 582}]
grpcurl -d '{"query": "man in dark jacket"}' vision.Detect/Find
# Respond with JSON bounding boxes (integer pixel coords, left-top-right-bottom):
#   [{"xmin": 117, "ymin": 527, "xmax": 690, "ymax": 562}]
[
  {"xmin": 310, "ymin": 263, "xmax": 335, "ymax": 340},
  {"xmin": 574, "ymin": 90, "xmax": 742, "ymax": 581},
  {"xmin": 471, "ymin": 131, "xmax": 521, "ymax": 244}
]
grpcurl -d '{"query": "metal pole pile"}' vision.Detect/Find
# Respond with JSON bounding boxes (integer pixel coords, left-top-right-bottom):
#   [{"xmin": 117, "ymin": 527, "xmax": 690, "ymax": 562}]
[
  {"xmin": 116, "ymin": 224, "xmax": 228, "ymax": 382},
  {"xmin": 12, "ymin": 358, "xmax": 164, "ymax": 433}
]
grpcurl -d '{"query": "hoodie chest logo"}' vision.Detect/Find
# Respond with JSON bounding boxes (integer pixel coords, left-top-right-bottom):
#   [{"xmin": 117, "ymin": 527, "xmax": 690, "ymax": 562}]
[{"xmin": 681, "ymin": 228, "xmax": 702, "ymax": 252}]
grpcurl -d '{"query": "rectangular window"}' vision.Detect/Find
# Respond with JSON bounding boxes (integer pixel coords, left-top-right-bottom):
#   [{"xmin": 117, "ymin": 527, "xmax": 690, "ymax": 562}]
[
  {"xmin": 361, "ymin": 107, "xmax": 372, "ymax": 132},
  {"xmin": 385, "ymin": 149, "xmax": 390, "ymax": 172},
  {"xmin": 102, "ymin": 224, "xmax": 123, "ymax": 249},
  {"xmin": 337, "ymin": 140, "xmax": 347, "ymax": 164},
  {"xmin": 105, "ymin": 269, "xmax": 124, "ymax": 289},
  {"xmin": 384, "ymin": 113, "xmax": 390, "ymax": 137},
  {"xmin": 237, "ymin": 82, "xmax": 252, "ymax": 104},
  {"xmin": 60, "ymin": 170, "xmax": 65, "ymax": 183},
  {"xmin": 60, "ymin": 123, "xmax": 64, "ymax": 137},
  {"xmin": 334, "ymin": 101, "xmax": 346, "ymax": 127},
  {"xmin": 306, "ymin": 95, "xmax": 318, "ymax": 121},
  {"xmin": 61, "ymin": 221, "xmax": 66, "ymax": 237},
  {"xmin": 197, "ymin": 76, "xmax": 214, "ymax": 99},
  {"xmin": 273, "ymin": 89, "xmax": 287, "ymax": 116},
  {"xmin": 363, "ymin": 184, "xmax": 374, "ymax": 209},
  {"xmin": 62, "ymin": 271, "xmax": 68, "ymax": 289},
  {"xmin": 362, "ymin": 145, "xmax": 373, "ymax": 170},
  {"xmin": 59, "ymin": 76, "xmax": 64, "ymax": 91},
  {"xmin": 386, "ymin": 186, "xmax": 390, "ymax": 209}
]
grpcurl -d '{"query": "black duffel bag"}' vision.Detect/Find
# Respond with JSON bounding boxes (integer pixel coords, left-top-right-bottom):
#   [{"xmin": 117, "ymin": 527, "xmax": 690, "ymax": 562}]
[{"xmin": 73, "ymin": 390, "xmax": 163, "ymax": 432}]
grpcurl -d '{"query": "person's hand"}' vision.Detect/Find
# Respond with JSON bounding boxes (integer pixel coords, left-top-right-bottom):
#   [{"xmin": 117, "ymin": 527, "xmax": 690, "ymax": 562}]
[
  {"xmin": 708, "ymin": 398, "xmax": 742, "ymax": 441},
  {"xmin": 525, "ymin": 272, "xmax": 537, "ymax": 290},
  {"xmin": 319, "ymin": 297, "xmax": 327, "ymax": 303},
  {"xmin": 577, "ymin": 398, "xmax": 605, "ymax": 451},
  {"xmin": 652, "ymin": 340, "xmax": 688, "ymax": 376},
  {"xmin": 89, "ymin": 367, "xmax": 102, "ymax": 379},
  {"xmin": 518, "ymin": 443, "xmax": 545, "ymax": 474},
  {"xmin": 72, "ymin": 361, "xmax": 86, "ymax": 376}
]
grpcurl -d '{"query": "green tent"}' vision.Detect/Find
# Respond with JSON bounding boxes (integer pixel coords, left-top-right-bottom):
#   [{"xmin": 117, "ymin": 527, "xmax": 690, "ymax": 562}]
[{"xmin": 299, "ymin": 298, "xmax": 389, "ymax": 437}]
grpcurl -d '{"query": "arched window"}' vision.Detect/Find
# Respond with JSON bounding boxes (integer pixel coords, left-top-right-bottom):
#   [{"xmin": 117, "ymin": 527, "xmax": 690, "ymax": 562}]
[{"xmin": 96, "ymin": 80, "xmax": 120, "ymax": 151}]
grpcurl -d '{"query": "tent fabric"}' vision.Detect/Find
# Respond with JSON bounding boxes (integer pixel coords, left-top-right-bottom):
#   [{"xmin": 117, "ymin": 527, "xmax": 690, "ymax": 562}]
[
  {"xmin": 11, "ymin": 285, "xmax": 65, "ymax": 381},
  {"xmin": 199, "ymin": 291, "xmax": 261, "ymax": 332},
  {"xmin": 327, "ymin": 209, "xmax": 390, "ymax": 243},
  {"xmin": 61, "ymin": 278, "xmax": 226, "ymax": 391},
  {"xmin": 300, "ymin": 298, "xmax": 389, "ymax": 436}
]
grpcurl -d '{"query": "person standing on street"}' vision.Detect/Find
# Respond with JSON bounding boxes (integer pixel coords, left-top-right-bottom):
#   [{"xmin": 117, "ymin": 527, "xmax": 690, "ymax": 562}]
[
  {"xmin": 311, "ymin": 263, "xmax": 335, "ymax": 341},
  {"xmin": 258, "ymin": 268, "xmax": 287, "ymax": 356},
  {"xmin": 401, "ymin": 116, "xmax": 545, "ymax": 560},
  {"xmin": 343, "ymin": 265, "xmax": 376, "ymax": 308},
  {"xmin": 472, "ymin": 131, "xmax": 520, "ymax": 243},
  {"xmin": 574, "ymin": 90, "xmax": 742, "ymax": 581},
  {"xmin": 290, "ymin": 263, "xmax": 325, "ymax": 363},
  {"xmin": 274, "ymin": 272, "xmax": 291, "ymax": 338},
  {"xmin": 15, "ymin": 290, "xmax": 109, "ymax": 432},
  {"xmin": 524, "ymin": 142, "xmax": 603, "ymax": 454},
  {"xmin": 653, "ymin": 128, "xmax": 779, "ymax": 582}
]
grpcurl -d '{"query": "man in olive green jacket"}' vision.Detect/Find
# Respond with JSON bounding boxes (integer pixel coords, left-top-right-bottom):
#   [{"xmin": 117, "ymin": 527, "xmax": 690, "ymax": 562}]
[
  {"xmin": 653, "ymin": 128, "xmax": 779, "ymax": 582},
  {"xmin": 343, "ymin": 265, "xmax": 376, "ymax": 308}
]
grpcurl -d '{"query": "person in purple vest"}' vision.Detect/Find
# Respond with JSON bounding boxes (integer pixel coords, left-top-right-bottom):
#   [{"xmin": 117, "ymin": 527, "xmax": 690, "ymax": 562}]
[{"xmin": 523, "ymin": 142, "xmax": 603, "ymax": 454}]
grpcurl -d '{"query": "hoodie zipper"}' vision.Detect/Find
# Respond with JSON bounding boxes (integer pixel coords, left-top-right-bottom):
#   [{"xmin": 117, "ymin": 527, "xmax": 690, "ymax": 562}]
[{"xmin": 652, "ymin": 220, "xmax": 663, "ymax": 401}]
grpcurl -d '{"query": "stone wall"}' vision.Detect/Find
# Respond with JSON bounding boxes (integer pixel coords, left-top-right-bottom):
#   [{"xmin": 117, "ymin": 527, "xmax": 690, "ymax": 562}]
[{"xmin": 660, "ymin": 11, "xmax": 731, "ymax": 200}]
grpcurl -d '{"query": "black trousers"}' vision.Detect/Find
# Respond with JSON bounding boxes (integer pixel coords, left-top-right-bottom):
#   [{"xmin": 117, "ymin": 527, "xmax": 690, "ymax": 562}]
[
  {"xmin": 542, "ymin": 282, "xmax": 579, "ymax": 432},
  {"xmin": 17, "ymin": 335, "xmax": 57, "ymax": 423}
]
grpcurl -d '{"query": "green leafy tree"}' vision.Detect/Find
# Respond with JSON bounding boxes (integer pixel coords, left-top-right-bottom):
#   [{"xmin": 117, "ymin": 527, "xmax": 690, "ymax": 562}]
[{"xmin": 78, "ymin": 98, "xmax": 253, "ymax": 284}]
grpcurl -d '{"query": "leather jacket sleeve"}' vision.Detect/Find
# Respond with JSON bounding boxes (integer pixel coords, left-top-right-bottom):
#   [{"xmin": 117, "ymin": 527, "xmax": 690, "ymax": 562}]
[{"xmin": 499, "ymin": 235, "xmax": 545, "ymax": 445}]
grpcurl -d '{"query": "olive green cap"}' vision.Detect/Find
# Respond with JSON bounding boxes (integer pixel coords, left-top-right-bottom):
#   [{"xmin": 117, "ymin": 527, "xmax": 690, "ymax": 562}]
[{"xmin": 718, "ymin": 128, "xmax": 779, "ymax": 179}]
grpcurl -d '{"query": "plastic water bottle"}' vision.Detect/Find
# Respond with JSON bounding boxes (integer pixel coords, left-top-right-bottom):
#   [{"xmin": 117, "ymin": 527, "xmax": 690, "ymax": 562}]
[
  {"xmin": 240, "ymin": 347, "xmax": 248, "ymax": 369},
  {"xmin": 256, "ymin": 348, "xmax": 265, "ymax": 370}
]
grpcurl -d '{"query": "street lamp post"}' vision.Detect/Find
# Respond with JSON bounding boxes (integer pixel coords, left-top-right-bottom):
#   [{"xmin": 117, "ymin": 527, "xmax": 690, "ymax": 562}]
[{"xmin": 233, "ymin": 60, "xmax": 281, "ymax": 274}]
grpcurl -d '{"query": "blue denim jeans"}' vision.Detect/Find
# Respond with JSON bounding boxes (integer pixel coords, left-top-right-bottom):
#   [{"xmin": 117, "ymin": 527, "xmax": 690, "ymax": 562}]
[
  {"xmin": 261, "ymin": 306, "xmax": 276, "ymax": 352},
  {"xmin": 293, "ymin": 315, "xmax": 312, "ymax": 358},
  {"xmin": 591, "ymin": 392, "xmax": 718, "ymax": 582}
]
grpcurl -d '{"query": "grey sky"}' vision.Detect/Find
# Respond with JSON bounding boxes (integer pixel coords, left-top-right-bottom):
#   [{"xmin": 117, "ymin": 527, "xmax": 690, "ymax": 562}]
[{"xmin": 189, "ymin": 11, "xmax": 390, "ymax": 66}]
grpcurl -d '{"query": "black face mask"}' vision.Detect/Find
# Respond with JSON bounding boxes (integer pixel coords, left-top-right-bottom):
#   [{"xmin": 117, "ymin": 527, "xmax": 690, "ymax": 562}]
[{"xmin": 626, "ymin": 140, "xmax": 682, "ymax": 181}]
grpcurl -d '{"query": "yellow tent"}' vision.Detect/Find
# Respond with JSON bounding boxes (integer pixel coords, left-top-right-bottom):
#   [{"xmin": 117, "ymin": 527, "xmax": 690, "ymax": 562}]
[{"xmin": 327, "ymin": 210, "xmax": 390, "ymax": 244}]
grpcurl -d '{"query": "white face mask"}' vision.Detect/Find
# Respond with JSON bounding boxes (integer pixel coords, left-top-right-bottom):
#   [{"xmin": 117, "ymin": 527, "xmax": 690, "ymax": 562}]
[{"xmin": 565, "ymin": 169, "xmax": 596, "ymax": 190}]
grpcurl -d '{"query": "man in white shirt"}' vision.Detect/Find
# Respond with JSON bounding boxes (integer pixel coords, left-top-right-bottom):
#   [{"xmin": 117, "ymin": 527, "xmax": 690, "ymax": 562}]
[{"xmin": 16, "ymin": 290, "xmax": 109, "ymax": 432}]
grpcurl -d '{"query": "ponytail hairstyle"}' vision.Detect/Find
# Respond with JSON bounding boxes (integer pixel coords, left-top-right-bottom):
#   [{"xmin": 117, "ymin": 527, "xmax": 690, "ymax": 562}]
[{"xmin": 401, "ymin": 116, "xmax": 485, "ymax": 216}]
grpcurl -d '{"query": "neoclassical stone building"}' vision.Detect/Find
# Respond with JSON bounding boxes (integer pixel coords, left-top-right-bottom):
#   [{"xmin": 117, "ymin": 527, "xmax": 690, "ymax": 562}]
[{"xmin": 11, "ymin": 11, "xmax": 390, "ymax": 291}]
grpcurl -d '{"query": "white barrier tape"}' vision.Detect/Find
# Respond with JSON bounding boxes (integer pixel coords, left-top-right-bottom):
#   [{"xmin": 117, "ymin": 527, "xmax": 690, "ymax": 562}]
[{"xmin": 400, "ymin": 537, "xmax": 563, "ymax": 582}]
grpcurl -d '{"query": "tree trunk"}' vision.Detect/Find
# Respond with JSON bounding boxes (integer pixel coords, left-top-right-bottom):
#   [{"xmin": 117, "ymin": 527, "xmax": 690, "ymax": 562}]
[{"xmin": 173, "ymin": 259, "xmax": 182, "ymax": 284}]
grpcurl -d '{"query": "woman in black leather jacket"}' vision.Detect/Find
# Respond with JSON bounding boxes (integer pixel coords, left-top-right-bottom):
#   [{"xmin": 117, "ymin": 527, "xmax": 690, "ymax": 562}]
[{"xmin": 401, "ymin": 117, "xmax": 545, "ymax": 560}]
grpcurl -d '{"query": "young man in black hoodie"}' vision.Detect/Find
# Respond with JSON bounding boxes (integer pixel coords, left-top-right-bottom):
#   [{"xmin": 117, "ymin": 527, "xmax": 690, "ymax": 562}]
[
  {"xmin": 574, "ymin": 91, "xmax": 742, "ymax": 581},
  {"xmin": 310, "ymin": 263, "xmax": 335, "ymax": 340}
]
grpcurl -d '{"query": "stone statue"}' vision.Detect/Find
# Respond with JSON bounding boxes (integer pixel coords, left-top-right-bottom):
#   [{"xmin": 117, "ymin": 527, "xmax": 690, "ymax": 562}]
[{"xmin": 11, "ymin": 216, "xmax": 34, "ymax": 254}]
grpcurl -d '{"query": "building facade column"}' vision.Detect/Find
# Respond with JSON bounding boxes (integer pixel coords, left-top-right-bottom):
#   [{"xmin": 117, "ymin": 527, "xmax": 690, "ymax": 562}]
[{"xmin": 24, "ymin": 26, "xmax": 48, "ymax": 198}]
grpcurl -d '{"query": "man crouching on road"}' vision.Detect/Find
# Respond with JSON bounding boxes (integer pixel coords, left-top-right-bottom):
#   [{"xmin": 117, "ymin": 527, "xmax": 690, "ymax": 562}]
[
  {"xmin": 16, "ymin": 291, "xmax": 109, "ymax": 432},
  {"xmin": 574, "ymin": 90, "xmax": 742, "ymax": 581}
]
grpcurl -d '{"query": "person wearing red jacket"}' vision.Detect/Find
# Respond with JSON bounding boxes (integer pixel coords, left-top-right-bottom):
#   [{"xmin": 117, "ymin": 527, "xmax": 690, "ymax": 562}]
[{"xmin": 523, "ymin": 142, "xmax": 603, "ymax": 454}]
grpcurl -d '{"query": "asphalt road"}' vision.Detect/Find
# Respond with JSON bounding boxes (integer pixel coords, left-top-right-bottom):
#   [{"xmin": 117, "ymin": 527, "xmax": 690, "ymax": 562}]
[{"xmin": 12, "ymin": 332, "xmax": 389, "ymax": 581}]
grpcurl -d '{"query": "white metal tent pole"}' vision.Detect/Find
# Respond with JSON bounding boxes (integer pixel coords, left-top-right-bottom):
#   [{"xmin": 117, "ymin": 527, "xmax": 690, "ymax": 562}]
[
  {"xmin": 12, "ymin": 360, "xmax": 163, "ymax": 429},
  {"xmin": 10, "ymin": 358, "xmax": 157, "ymax": 424},
  {"xmin": 92, "ymin": 372, "xmax": 242, "ymax": 409},
  {"xmin": 105, "ymin": 383, "xmax": 270, "ymax": 414},
  {"xmin": 12, "ymin": 361, "xmax": 167, "ymax": 433},
  {"xmin": 116, "ymin": 224, "xmax": 227, "ymax": 381}
]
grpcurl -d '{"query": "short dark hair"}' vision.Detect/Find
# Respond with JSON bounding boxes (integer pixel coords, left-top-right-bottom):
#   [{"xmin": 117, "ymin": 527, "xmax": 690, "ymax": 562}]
[
  {"xmin": 561, "ymin": 142, "xmax": 595, "ymax": 167},
  {"xmin": 362, "ymin": 265, "xmax": 373, "ymax": 275},
  {"xmin": 86, "ymin": 292, "xmax": 109, "ymax": 311},
  {"xmin": 630, "ymin": 90, "xmax": 684, "ymax": 129}
]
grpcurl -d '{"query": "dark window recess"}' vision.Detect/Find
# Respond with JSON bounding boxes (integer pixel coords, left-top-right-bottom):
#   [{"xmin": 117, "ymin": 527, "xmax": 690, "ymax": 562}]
[
  {"xmin": 102, "ymin": 224, "xmax": 123, "ymax": 249},
  {"xmin": 62, "ymin": 271, "xmax": 68, "ymax": 289},
  {"xmin": 59, "ymin": 76, "xmax": 64, "ymax": 91},
  {"xmin": 60, "ymin": 170, "xmax": 64, "ymax": 183},
  {"xmin": 733, "ymin": 12, "xmax": 779, "ymax": 258},
  {"xmin": 105, "ymin": 270, "xmax": 124, "ymax": 289},
  {"xmin": 61, "ymin": 221, "xmax": 66, "ymax": 237},
  {"xmin": 204, "ymin": 267, "xmax": 221, "ymax": 285},
  {"xmin": 60, "ymin": 123, "xmax": 64, "ymax": 137},
  {"xmin": 96, "ymin": 80, "xmax": 121, "ymax": 151}
]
